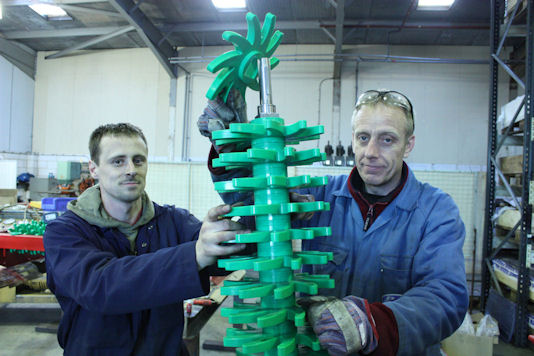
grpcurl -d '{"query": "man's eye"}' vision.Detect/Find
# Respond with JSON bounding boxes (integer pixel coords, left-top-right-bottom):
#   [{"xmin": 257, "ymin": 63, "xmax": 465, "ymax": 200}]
[
  {"xmin": 113, "ymin": 159, "xmax": 123, "ymax": 166},
  {"xmin": 358, "ymin": 135, "xmax": 368, "ymax": 142},
  {"xmin": 134, "ymin": 159, "xmax": 145, "ymax": 165},
  {"xmin": 383, "ymin": 137, "xmax": 393, "ymax": 144}
]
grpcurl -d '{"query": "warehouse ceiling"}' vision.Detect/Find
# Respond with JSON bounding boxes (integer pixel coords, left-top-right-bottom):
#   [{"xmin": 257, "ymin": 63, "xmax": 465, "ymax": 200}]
[{"xmin": 0, "ymin": 0, "xmax": 494, "ymax": 78}]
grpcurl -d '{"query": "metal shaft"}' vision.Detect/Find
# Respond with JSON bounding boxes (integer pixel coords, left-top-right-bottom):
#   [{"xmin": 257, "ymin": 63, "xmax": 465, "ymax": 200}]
[{"xmin": 258, "ymin": 57, "xmax": 277, "ymax": 115}]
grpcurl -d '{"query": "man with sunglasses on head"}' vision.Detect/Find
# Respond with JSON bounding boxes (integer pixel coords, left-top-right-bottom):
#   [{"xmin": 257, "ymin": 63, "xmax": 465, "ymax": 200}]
[{"xmin": 199, "ymin": 89, "xmax": 468, "ymax": 356}]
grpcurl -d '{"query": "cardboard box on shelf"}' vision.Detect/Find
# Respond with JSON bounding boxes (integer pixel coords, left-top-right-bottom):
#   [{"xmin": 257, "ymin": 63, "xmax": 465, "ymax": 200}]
[{"xmin": 0, "ymin": 189, "xmax": 17, "ymax": 206}]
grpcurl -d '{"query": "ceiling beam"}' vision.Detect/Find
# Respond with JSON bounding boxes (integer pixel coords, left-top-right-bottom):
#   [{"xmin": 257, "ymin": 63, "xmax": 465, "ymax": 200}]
[
  {"xmin": 3, "ymin": 0, "xmax": 108, "ymax": 5},
  {"xmin": 2, "ymin": 20, "xmax": 489, "ymax": 41},
  {"xmin": 3, "ymin": 27, "xmax": 125, "ymax": 39},
  {"xmin": 159, "ymin": 20, "xmax": 488, "ymax": 34},
  {"xmin": 0, "ymin": 38, "xmax": 36, "ymax": 78},
  {"xmin": 58, "ymin": 4, "xmax": 123, "ymax": 18},
  {"xmin": 321, "ymin": 28, "xmax": 336, "ymax": 43},
  {"xmin": 108, "ymin": 0, "xmax": 177, "ymax": 78},
  {"xmin": 45, "ymin": 25, "xmax": 134, "ymax": 59},
  {"xmin": 325, "ymin": 0, "xmax": 337, "ymax": 8}
]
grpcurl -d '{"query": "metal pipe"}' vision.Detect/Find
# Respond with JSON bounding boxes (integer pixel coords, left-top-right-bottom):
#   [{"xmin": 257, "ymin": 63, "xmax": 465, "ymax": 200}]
[
  {"xmin": 386, "ymin": 0, "xmax": 417, "ymax": 57},
  {"xmin": 169, "ymin": 53, "xmax": 488, "ymax": 65},
  {"xmin": 168, "ymin": 78, "xmax": 177, "ymax": 161},
  {"xmin": 172, "ymin": 52, "xmax": 486, "ymax": 60},
  {"xmin": 318, "ymin": 77, "xmax": 334, "ymax": 146},
  {"xmin": 354, "ymin": 60, "xmax": 359, "ymax": 104},
  {"xmin": 181, "ymin": 73, "xmax": 192, "ymax": 161},
  {"xmin": 321, "ymin": 23, "xmax": 489, "ymax": 30},
  {"xmin": 258, "ymin": 57, "xmax": 276, "ymax": 115},
  {"xmin": 158, "ymin": 20, "xmax": 488, "ymax": 34}
]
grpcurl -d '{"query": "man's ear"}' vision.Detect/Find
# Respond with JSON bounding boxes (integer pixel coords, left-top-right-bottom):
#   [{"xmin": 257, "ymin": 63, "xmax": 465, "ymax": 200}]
[
  {"xmin": 88, "ymin": 160, "xmax": 99, "ymax": 179},
  {"xmin": 403, "ymin": 135, "xmax": 415, "ymax": 159}
]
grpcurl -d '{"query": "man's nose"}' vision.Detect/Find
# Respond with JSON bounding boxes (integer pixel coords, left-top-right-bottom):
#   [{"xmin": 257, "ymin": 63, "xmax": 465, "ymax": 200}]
[
  {"xmin": 125, "ymin": 160, "xmax": 138, "ymax": 176},
  {"xmin": 364, "ymin": 138, "xmax": 379, "ymax": 158}
]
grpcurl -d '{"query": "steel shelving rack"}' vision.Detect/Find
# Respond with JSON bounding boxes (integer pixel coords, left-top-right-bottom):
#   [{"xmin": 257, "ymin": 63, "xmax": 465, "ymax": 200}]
[{"xmin": 481, "ymin": 0, "xmax": 534, "ymax": 347}]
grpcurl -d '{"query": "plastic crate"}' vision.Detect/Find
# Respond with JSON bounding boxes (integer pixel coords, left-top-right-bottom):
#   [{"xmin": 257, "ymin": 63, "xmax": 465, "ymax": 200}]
[
  {"xmin": 41, "ymin": 197, "xmax": 56, "ymax": 211},
  {"xmin": 41, "ymin": 197, "xmax": 76, "ymax": 212}
]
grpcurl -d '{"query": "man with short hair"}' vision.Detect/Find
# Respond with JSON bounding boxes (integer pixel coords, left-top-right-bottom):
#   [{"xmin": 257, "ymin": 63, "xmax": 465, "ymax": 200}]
[
  {"xmin": 200, "ymin": 90, "xmax": 468, "ymax": 355},
  {"xmin": 44, "ymin": 123, "xmax": 247, "ymax": 355}
]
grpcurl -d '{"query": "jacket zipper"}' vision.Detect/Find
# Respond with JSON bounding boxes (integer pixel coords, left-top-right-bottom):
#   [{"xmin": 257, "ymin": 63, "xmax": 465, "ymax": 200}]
[{"xmin": 363, "ymin": 204, "xmax": 375, "ymax": 231}]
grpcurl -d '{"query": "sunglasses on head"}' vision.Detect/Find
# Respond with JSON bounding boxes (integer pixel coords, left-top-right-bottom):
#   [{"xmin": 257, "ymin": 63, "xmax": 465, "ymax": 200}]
[{"xmin": 356, "ymin": 90, "xmax": 414, "ymax": 126}]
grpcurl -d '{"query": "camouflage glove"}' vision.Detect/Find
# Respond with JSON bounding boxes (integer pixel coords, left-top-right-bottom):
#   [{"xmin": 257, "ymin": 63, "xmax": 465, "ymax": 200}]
[
  {"xmin": 198, "ymin": 88, "xmax": 247, "ymax": 152},
  {"xmin": 298, "ymin": 295, "xmax": 378, "ymax": 355}
]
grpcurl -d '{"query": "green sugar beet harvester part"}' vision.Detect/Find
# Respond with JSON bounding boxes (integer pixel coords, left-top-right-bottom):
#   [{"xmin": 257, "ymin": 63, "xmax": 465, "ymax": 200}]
[{"xmin": 206, "ymin": 12, "xmax": 333, "ymax": 356}]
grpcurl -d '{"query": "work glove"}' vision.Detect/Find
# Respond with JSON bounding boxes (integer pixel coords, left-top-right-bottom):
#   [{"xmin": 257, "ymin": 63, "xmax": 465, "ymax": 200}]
[
  {"xmin": 198, "ymin": 88, "xmax": 247, "ymax": 153},
  {"xmin": 298, "ymin": 295, "xmax": 378, "ymax": 356},
  {"xmin": 289, "ymin": 192, "xmax": 315, "ymax": 221}
]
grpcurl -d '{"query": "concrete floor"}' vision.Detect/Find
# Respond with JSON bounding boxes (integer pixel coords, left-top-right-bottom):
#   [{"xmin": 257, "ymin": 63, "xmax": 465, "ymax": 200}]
[
  {"xmin": 2, "ymin": 298, "xmax": 534, "ymax": 356},
  {"xmin": 1, "ymin": 323, "xmax": 534, "ymax": 356},
  {"xmin": 0, "ymin": 324, "xmax": 62, "ymax": 356}
]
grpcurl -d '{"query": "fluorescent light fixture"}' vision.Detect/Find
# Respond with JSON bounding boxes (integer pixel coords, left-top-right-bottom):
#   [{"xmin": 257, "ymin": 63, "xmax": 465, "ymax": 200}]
[
  {"xmin": 29, "ymin": 4, "xmax": 70, "ymax": 20},
  {"xmin": 417, "ymin": 0, "xmax": 455, "ymax": 10},
  {"xmin": 0, "ymin": 5, "xmax": 3, "ymax": 20},
  {"xmin": 211, "ymin": 0, "xmax": 247, "ymax": 11}
]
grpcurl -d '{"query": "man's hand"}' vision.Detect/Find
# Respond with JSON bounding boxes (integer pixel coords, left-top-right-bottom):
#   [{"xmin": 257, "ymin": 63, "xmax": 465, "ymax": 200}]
[
  {"xmin": 290, "ymin": 192, "xmax": 315, "ymax": 221},
  {"xmin": 195, "ymin": 204, "xmax": 248, "ymax": 270},
  {"xmin": 298, "ymin": 295, "xmax": 378, "ymax": 356},
  {"xmin": 197, "ymin": 89, "xmax": 247, "ymax": 153}
]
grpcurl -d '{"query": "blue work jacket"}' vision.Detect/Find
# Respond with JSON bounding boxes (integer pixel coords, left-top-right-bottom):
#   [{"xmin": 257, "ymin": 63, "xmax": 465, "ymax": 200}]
[
  {"xmin": 44, "ymin": 203, "xmax": 209, "ymax": 356},
  {"xmin": 215, "ymin": 166, "xmax": 468, "ymax": 356},
  {"xmin": 296, "ymin": 169, "xmax": 468, "ymax": 356}
]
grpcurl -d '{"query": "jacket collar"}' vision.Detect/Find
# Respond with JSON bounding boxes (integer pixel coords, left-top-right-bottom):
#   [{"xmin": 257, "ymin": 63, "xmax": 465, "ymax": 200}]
[{"xmin": 333, "ymin": 162, "xmax": 420, "ymax": 212}]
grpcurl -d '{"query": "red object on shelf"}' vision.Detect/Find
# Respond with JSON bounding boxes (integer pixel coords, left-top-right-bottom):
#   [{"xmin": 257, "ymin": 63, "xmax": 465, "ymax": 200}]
[
  {"xmin": 0, "ymin": 233, "xmax": 45, "ymax": 252},
  {"xmin": 193, "ymin": 298, "xmax": 213, "ymax": 306}
]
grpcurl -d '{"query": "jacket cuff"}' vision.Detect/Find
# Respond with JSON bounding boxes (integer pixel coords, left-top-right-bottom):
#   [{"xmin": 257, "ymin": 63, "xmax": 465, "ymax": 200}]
[
  {"xmin": 208, "ymin": 145, "xmax": 226, "ymax": 175},
  {"xmin": 367, "ymin": 302, "xmax": 399, "ymax": 356},
  {"xmin": 181, "ymin": 240, "xmax": 211, "ymax": 297}
]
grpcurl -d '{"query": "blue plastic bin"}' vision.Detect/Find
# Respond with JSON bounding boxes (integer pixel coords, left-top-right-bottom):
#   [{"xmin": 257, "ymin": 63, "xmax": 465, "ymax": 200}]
[{"xmin": 41, "ymin": 197, "xmax": 77, "ymax": 212}]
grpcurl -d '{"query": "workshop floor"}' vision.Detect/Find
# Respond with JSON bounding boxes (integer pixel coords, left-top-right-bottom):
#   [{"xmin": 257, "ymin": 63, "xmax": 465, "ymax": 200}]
[
  {"xmin": 1, "ymin": 323, "xmax": 534, "ymax": 356},
  {"xmin": 0, "ymin": 324, "xmax": 62, "ymax": 356}
]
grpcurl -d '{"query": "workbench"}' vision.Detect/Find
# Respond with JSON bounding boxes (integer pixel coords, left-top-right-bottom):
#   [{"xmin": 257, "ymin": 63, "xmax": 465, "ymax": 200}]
[
  {"xmin": 0, "ymin": 233, "xmax": 44, "ymax": 252},
  {"xmin": 197, "ymin": 296, "xmax": 234, "ymax": 355}
]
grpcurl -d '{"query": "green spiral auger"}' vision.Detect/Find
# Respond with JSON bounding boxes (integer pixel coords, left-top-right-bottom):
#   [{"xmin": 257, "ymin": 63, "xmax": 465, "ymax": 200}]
[{"xmin": 207, "ymin": 12, "xmax": 333, "ymax": 356}]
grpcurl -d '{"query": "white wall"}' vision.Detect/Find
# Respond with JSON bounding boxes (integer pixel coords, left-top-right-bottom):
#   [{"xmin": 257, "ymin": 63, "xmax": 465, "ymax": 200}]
[
  {"xmin": 32, "ymin": 48, "xmax": 171, "ymax": 158},
  {"xmin": 177, "ymin": 44, "xmax": 504, "ymax": 167},
  {"xmin": 0, "ymin": 55, "xmax": 34, "ymax": 152},
  {"xmin": 5, "ymin": 44, "xmax": 501, "ymax": 278},
  {"xmin": 27, "ymin": 45, "xmax": 508, "ymax": 169}
]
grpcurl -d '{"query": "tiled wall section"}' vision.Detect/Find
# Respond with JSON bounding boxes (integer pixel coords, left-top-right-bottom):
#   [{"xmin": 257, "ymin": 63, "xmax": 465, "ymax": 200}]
[
  {"xmin": 0, "ymin": 152, "xmax": 89, "ymax": 179},
  {"xmin": 1, "ymin": 153, "xmax": 484, "ymax": 277}
]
